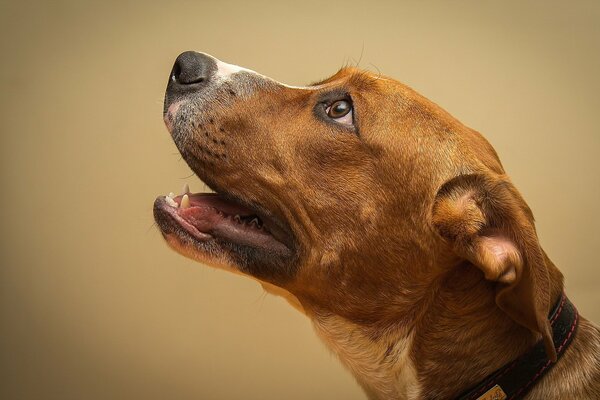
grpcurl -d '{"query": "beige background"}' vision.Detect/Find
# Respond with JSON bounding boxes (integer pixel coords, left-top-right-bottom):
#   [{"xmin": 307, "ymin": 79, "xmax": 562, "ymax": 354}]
[{"xmin": 1, "ymin": 1, "xmax": 599, "ymax": 399}]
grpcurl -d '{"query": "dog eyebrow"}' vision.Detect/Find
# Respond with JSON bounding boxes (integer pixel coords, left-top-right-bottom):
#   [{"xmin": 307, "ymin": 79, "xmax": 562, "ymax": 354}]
[
  {"xmin": 308, "ymin": 67, "xmax": 357, "ymax": 87},
  {"xmin": 347, "ymin": 70, "xmax": 382, "ymax": 91},
  {"xmin": 309, "ymin": 68, "xmax": 382, "ymax": 92}
]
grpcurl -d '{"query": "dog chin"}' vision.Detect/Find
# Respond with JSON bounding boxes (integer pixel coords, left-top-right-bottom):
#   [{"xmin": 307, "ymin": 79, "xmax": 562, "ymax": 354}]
[
  {"xmin": 153, "ymin": 195, "xmax": 297, "ymax": 283},
  {"xmin": 161, "ymin": 229, "xmax": 297, "ymax": 284},
  {"xmin": 162, "ymin": 232, "xmax": 243, "ymax": 275}
]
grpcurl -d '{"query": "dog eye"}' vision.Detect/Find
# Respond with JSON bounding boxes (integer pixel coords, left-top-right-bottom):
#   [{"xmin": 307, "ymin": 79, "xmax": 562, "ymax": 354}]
[{"xmin": 326, "ymin": 100, "xmax": 353, "ymax": 125}]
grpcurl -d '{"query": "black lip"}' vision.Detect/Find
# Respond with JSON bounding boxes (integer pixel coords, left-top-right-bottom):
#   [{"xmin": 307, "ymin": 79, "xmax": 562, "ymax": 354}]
[
  {"xmin": 154, "ymin": 194, "xmax": 299, "ymax": 282},
  {"xmin": 153, "ymin": 187, "xmax": 296, "ymax": 254},
  {"xmin": 204, "ymin": 184, "xmax": 296, "ymax": 251}
]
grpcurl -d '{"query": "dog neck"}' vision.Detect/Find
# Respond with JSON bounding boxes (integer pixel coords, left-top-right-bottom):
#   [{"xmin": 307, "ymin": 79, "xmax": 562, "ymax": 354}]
[
  {"xmin": 303, "ymin": 260, "xmax": 564, "ymax": 400},
  {"xmin": 312, "ymin": 311, "xmax": 421, "ymax": 399}
]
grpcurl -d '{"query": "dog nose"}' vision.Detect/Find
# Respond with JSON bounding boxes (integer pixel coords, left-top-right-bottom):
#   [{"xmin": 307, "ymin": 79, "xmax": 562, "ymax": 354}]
[{"xmin": 168, "ymin": 51, "xmax": 216, "ymax": 93}]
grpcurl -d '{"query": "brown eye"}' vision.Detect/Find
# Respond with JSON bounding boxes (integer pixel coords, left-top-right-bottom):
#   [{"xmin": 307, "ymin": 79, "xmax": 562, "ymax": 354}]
[{"xmin": 327, "ymin": 100, "xmax": 352, "ymax": 119}]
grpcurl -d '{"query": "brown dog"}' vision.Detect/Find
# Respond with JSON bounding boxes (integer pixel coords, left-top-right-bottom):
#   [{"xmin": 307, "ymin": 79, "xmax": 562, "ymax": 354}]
[{"xmin": 154, "ymin": 51, "xmax": 600, "ymax": 399}]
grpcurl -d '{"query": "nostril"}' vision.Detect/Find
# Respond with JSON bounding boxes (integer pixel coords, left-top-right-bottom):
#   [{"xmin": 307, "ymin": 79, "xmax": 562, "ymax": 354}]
[
  {"xmin": 170, "ymin": 51, "xmax": 214, "ymax": 86},
  {"xmin": 172, "ymin": 73, "xmax": 204, "ymax": 85},
  {"xmin": 171, "ymin": 65, "xmax": 205, "ymax": 85},
  {"xmin": 182, "ymin": 77, "xmax": 205, "ymax": 85},
  {"xmin": 171, "ymin": 63, "xmax": 181, "ymax": 83}
]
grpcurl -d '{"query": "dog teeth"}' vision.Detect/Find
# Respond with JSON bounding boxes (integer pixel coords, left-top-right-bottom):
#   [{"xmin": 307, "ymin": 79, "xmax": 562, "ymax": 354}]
[
  {"xmin": 233, "ymin": 215, "xmax": 241, "ymax": 223},
  {"xmin": 180, "ymin": 194, "xmax": 190, "ymax": 209},
  {"xmin": 182, "ymin": 183, "xmax": 190, "ymax": 194},
  {"xmin": 167, "ymin": 192, "xmax": 176, "ymax": 199},
  {"xmin": 165, "ymin": 196, "xmax": 178, "ymax": 207}
]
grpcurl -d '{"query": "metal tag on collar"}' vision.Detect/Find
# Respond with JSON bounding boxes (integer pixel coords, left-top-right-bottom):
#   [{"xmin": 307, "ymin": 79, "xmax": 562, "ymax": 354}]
[{"xmin": 476, "ymin": 385, "xmax": 507, "ymax": 400}]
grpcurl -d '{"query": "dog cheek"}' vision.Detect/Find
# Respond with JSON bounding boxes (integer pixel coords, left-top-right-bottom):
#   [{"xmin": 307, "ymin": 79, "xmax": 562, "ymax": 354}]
[{"xmin": 319, "ymin": 251, "xmax": 340, "ymax": 269}]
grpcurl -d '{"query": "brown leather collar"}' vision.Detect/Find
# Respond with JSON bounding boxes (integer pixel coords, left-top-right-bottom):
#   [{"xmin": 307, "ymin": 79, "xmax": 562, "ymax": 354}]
[{"xmin": 456, "ymin": 293, "xmax": 578, "ymax": 400}]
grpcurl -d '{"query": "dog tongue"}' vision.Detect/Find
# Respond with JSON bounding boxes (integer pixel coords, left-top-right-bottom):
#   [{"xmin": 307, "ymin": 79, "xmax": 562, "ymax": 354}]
[
  {"xmin": 182, "ymin": 193, "xmax": 255, "ymax": 216},
  {"xmin": 178, "ymin": 204, "xmax": 225, "ymax": 232}
]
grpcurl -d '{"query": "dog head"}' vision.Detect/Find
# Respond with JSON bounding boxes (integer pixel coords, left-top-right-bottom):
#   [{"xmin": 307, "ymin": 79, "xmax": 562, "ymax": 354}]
[{"xmin": 154, "ymin": 51, "xmax": 558, "ymax": 359}]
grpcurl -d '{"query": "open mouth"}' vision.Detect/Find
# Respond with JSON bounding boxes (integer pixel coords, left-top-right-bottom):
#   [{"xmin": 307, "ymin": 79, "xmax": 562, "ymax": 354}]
[{"xmin": 153, "ymin": 186, "xmax": 292, "ymax": 255}]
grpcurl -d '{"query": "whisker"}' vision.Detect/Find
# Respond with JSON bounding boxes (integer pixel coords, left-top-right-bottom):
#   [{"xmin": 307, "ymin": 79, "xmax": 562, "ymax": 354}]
[
  {"xmin": 356, "ymin": 42, "xmax": 365, "ymax": 67},
  {"xmin": 368, "ymin": 63, "xmax": 383, "ymax": 82},
  {"xmin": 254, "ymin": 290, "xmax": 269, "ymax": 312},
  {"xmin": 147, "ymin": 221, "xmax": 158, "ymax": 234},
  {"xmin": 181, "ymin": 172, "xmax": 196, "ymax": 179}
]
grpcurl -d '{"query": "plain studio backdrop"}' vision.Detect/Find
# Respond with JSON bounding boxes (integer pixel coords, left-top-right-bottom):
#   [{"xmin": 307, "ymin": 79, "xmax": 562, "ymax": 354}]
[{"xmin": 1, "ymin": 1, "xmax": 599, "ymax": 399}]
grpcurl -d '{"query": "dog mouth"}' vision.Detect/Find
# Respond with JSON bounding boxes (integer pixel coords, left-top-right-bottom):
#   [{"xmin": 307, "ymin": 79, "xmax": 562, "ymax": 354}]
[{"xmin": 153, "ymin": 187, "xmax": 293, "ymax": 256}]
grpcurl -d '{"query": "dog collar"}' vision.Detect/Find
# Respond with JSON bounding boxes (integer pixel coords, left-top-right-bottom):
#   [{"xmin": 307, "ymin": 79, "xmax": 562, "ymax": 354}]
[{"xmin": 456, "ymin": 292, "xmax": 578, "ymax": 400}]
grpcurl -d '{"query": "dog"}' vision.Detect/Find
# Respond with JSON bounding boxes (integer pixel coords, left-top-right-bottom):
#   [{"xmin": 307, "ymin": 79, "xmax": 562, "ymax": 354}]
[{"xmin": 153, "ymin": 51, "xmax": 600, "ymax": 399}]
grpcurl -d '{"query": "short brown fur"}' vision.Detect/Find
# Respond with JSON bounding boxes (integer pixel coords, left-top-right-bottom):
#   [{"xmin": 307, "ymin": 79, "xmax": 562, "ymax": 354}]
[{"xmin": 158, "ymin": 62, "xmax": 600, "ymax": 399}]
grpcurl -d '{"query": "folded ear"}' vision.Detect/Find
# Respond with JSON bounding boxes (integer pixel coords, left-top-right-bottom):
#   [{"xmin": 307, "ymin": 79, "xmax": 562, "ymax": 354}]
[{"xmin": 432, "ymin": 174, "xmax": 556, "ymax": 361}]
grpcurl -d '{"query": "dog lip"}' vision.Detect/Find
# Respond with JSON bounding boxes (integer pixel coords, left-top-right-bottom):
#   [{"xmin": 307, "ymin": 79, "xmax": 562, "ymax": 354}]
[
  {"xmin": 153, "ymin": 191, "xmax": 294, "ymax": 254},
  {"xmin": 186, "ymin": 175, "xmax": 296, "ymax": 250},
  {"xmin": 153, "ymin": 196, "xmax": 213, "ymax": 242},
  {"xmin": 213, "ymin": 189, "xmax": 296, "ymax": 251}
]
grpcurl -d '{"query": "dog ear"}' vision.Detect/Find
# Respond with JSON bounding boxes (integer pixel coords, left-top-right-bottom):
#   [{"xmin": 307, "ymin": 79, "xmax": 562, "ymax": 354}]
[{"xmin": 432, "ymin": 174, "xmax": 556, "ymax": 361}]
